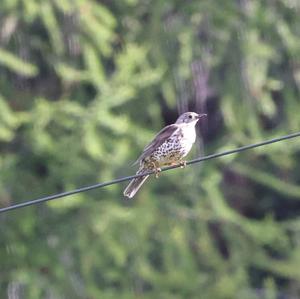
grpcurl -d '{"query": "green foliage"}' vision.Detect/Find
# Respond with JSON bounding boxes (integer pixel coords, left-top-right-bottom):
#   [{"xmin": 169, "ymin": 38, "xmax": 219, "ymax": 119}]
[
  {"xmin": 1, "ymin": 0, "xmax": 300, "ymax": 298},
  {"xmin": 0, "ymin": 48, "xmax": 38, "ymax": 77}
]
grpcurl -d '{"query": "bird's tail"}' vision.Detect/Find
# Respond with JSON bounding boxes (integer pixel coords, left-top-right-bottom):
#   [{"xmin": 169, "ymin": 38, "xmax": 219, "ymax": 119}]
[{"xmin": 123, "ymin": 169, "xmax": 149, "ymax": 199}]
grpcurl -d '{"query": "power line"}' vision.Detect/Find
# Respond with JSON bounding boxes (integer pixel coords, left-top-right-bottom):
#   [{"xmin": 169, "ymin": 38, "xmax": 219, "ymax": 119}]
[{"xmin": 1, "ymin": 131, "xmax": 300, "ymax": 214}]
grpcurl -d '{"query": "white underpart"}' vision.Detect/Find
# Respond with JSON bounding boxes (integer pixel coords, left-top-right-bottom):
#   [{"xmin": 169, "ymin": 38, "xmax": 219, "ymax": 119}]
[{"xmin": 178, "ymin": 122, "xmax": 197, "ymax": 157}]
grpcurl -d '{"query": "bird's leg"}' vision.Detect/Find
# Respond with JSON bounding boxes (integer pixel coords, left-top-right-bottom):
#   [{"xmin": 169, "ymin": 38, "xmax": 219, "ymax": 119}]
[
  {"xmin": 155, "ymin": 168, "xmax": 161, "ymax": 178},
  {"xmin": 179, "ymin": 160, "xmax": 187, "ymax": 169},
  {"xmin": 150, "ymin": 162, "xmax": 161, "ymax": 178}
]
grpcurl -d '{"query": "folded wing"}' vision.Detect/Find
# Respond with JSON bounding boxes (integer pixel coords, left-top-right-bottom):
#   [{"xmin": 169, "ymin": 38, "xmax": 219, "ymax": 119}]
[{"xmin": 133, "ymin": 124, "xmax": 179, "ymax": 165}]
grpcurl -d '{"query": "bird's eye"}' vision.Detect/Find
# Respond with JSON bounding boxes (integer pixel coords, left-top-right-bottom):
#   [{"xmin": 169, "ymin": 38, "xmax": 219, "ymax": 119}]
[{"xmin": 188, "ymin": 115, "xmax": 192, "ymax": 119}]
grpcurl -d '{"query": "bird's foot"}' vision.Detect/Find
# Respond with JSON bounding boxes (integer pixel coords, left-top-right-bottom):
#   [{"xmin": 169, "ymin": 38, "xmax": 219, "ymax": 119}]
[
  {"xmin": 155, "ymin": 167, "xmax": 162, "ymax": 178},
  {"xmin": 150, "ymin": 161, "xmax": 161, "ymax": 178},
  {"xmin": 179, "ymin": 160, "xmax": 187, "ymax": 169}
]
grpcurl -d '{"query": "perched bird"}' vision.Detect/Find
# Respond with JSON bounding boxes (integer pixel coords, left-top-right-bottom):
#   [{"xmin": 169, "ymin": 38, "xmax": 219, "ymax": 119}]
[{"xmin": 123, "ymin": 112, "xmax": 206, "ymax": 199}]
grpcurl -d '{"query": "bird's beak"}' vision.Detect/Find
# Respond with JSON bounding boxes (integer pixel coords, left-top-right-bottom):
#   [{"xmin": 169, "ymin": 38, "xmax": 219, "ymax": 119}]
[{"xmin": 196, "ymin": 113, "xmax": 207, "ymax": 119}]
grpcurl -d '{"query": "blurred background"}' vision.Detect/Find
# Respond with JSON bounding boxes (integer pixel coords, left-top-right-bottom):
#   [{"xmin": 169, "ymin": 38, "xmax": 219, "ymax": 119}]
[{"xmin": 1, "ymin": 0, "xmax": 300, "ymax": 298}]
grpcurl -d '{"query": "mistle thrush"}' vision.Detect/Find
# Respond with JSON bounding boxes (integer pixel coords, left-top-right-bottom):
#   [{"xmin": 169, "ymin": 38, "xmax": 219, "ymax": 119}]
[{"xmin": 123, "ymin": 112, "xmax": 206, "ymax": 199}]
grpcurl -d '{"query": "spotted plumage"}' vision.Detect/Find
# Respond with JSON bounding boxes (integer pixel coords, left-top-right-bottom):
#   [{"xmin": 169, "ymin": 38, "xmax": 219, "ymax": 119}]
[{"xmin": 123, "ymin": 112, "xmax": 206, "ymax": 199}]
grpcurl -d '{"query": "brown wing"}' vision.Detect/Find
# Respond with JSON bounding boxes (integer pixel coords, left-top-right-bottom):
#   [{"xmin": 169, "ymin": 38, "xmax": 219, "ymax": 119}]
[{"xmin": 133, "ymin": 124, "xmax": 179, "ymax": 165}]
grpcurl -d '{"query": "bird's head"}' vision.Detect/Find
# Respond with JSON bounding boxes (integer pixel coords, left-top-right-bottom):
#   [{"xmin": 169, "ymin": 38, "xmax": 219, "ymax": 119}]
[{"xmin": 175, "ymin": 112, "xmax": 206, "ymax": 125}]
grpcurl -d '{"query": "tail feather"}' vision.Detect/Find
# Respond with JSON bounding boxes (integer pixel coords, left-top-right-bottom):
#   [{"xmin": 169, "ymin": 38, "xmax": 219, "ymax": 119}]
[{"xmin": 123, "ymin": 174, "xmax": 149, "ymax": 199}]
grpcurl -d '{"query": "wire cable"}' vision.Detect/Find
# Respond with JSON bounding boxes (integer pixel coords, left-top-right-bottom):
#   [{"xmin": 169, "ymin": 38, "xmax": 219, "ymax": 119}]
[{"xmin": 1, "ymin": 131, "xmax": 300, "ymax": 214}]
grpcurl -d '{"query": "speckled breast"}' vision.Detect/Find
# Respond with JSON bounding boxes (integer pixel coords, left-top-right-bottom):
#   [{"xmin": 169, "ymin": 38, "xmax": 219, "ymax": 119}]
[{"xmin": 146, "ymin": 129, "xmax": 195, "ymax": 166}]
